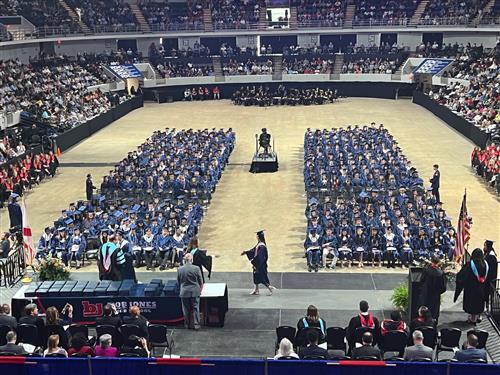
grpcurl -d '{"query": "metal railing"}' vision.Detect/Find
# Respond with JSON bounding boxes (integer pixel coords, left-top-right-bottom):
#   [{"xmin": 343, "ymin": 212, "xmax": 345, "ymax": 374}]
[
  {"xmin": 489, "ymin": 278, "xmax": 500, "ymax": 332},
  {"xmin": 0, "ymin": 244, "xmax": 26, "ymax": 287},
  {"xmin": 351, "ymin": 18, "xmax": 410, "ymax": 28},
  {"xmin": 418, "ymin": 16, "xmax": 473, "ymax": 26}
]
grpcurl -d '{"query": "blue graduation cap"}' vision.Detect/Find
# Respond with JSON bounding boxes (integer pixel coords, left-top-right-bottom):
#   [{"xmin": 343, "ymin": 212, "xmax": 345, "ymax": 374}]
[
  {"xmin": 113, "ymin": 210, "xmax": 123, "ymax": 218},
  {"xmin": 130, "ymin": 223, "xmax": 137, "ymax": 229},
  {"xmin": 64, "ymin": 218, "xmax": 74, "ymax": 225},
  {"xmin": 132, "ymin": 204, "xmax": 141, "ymax": 211},
  {"xmin": 78, "ymin": 206, "xmax": 87, "ymax": 213},
  {"xmin": 57, "ymin": 227, "xmax": 67, "ymax": 232}
]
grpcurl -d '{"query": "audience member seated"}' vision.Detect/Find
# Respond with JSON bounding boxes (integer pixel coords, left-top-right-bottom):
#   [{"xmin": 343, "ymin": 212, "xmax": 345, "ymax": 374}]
[
  {"xmin": 282, "ymin": 57, "xmax": 334, "ymax": 74},
  {"xmin": 0, "ymin": 303, "xmax": 17, "ymax": 330},
  {"xmin": 140, "ymin": 1, "xmax": 204, "ymax": 30},
  {"xmin": 66, "ymin": 0, "xmax": 136, "ymax": 31},
  {"xmin": 297, "ymin": 305, "xmax": 327, "ymax": 339},
  {"xmin": 211, "ymin": 0, "xmax": 262, "ymax": 29},
  {"xmin": 45, "ymin": 305, "xmax": 73, "ymax": 327},
  {"xmin": 0, "ymin": 331, "xmax": 27, "ymax": 355},
  {"xmin": 94, "ymin": 334, "xmax": 118, "ymax": 357},
  {"xmin": 19, "ymin": 303, "xmax": 45, "ymax": 332},
  {"xmin": 44, "ymin": 334, "xmax": 68, "ymax": 357},
  {"xmin": 351, "ymin": 332, "xmax": 381, "ymax": 359},
  {"xmin": 96, "ymin": 303, "xmax": 122, "ymax": 328},
  {"xmin": 420, "ymin": 0, "xmax": 486, "ymax": 25},
  {"xmin": 122, "ymin": 306, "xmax": 149, "ymax": 338},
  {"xmin": 409, "ymin": 306, "xmax": 435, "ymax": 332},
  {"xmin": 380, "ymin": 311, "xmax": 408, "ymax": 336},
  {"xmin": 353, "ymin": 0, "xmax": 417, "ymax": 25},
  {"xmin": 274, "ymin": 338, "xmax": 299, "ymax": 359},
  {"xmin": 471, "ymin": 143, "xmax": 500, "ymax": 194},
  {"xmin": 183, "ymin": 87, "xmax": 221, "ymax": 101},
  {"xmin": 156, "ymin": 60, "xmax": 214, "ymax": 78},
  {"xmin": 403, "ymin": 330, "xmax": 434, "ymax": 361},
  {"xmin": 120, "ymin": 335, "xmax": 150, "ymax": 357},
  {"xmin": 233, "ymin": 85, "xmax": 338, "ymax": 107},
  {"xmin": 295, "ymin": 0, "xmax": 345, "ymax": 27},
  {"xmin": 298, "ymin": 329, "xmax": 329, "ymax": 359},
  {"xmin": 346, "ymin": 300, "xmax": 380, "ymax": 349},
  {"xmin": 68, "ymin": 333, "xmax": 94, "ymax": 357},
  {"xmin": 304, "ymin": 124, "xmax": 458, "ymax": 269},
  {"xmin": 222, "ymin": 59, "xmax": 273, "ymax": 75},
  {"xmin": 453, "ymin": 333, "xmax": 488, "ymax": 362}
]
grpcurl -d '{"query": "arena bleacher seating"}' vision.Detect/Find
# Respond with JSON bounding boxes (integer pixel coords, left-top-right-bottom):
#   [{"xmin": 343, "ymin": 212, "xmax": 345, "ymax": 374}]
[
  {"xmin": 211, "ymin": 0, "xmax": 263, "ymax": 30},
  {"xmin": 352, "ymin": 0, "xmax": 417, "ymax": 26},
  {"xmin": 295, "ymin": 0, "xmax": 345, "ymax": 28},
  {"xmin": 471, "ymin": 144, "xmax": 500, "ymax": 194},
  {"xmin": 66, "ymin": 0, "xmax": 136, "ymax": 31}
]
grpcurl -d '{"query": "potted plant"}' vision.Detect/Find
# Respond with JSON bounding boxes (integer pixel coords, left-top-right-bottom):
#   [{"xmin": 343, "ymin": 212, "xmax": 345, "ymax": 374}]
[
  {"xmin": 35, "ymin": 255, "xmax": 70, "ymax": 281},
  {"xmin": 390, "ymin": 283, "xmax": 409, "ymax": 318}
]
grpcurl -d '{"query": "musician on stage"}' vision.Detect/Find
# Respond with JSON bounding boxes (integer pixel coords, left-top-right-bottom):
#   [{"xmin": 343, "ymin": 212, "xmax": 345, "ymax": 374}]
[{"xmin": 241, "ymin": 230, "xmax": 276, "ymax": 296}]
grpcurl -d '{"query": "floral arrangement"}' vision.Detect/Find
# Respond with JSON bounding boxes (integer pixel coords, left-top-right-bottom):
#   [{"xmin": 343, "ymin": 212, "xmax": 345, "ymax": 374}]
[{"xmin": 35, "ymin": 255, "xmax": 70, "ymax": 281}]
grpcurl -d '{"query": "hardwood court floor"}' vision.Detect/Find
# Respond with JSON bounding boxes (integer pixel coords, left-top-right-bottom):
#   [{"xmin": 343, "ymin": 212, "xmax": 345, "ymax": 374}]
[{"xmin": 1, "ymin": 99, "xmax": 498, "ymax": 273}]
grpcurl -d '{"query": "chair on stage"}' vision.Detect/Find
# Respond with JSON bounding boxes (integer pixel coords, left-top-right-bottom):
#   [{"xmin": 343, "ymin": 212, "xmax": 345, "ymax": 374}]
[
  {"xmin": 419, "ymin": 326, "xmax": 438, "ymax": 349},
  {"xmin": 96, "ymin": 325, "xmax": 122, "ymax": 348},
  {"xmin": 0, "ymin": 325, "xmax": 10, "ymax": 346},
  {"xmin": 120, "ymin": 324, "xmax": 144, "ymax": 341},
  {"xmin": 275, "ymin": 326, "xmax": 296, "ymax": 350},
  {"xmin": 45, "ymin": 325, "xmax": 69, "ymax": 349},
  {"xmin": 437, "ymin": 328, "xmax": 461, "ymax": 360},
  {"xmin": 380, "ymin": 331, "xmax": 408, "ymax": 358},
  {"xmin": 326, "ymin": 327, "xmax": 346, "ymax": 353},
  {"xmin": 16, "ymin": 324, "xmax": 40, "ymax": 347},
  {"xmin": 148, "ymin": 324, "xmax": 173, "ymax": 357}
]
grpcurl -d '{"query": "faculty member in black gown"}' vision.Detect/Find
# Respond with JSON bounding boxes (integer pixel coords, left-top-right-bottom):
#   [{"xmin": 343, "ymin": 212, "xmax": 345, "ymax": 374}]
[
  {"xmin": 454, "ymin": 248, "xmax": 489, "ymax": 324},
  {"xmin": 241, "ymin": 230, "xmax": 276, "ymax": 296},
  {"xmin": 419, "ymin": 255, "xmax": 447, "ymax": 322},
  {"xmin": 484, "ymin": 240, "xmax": 497, "ymax": 308}
]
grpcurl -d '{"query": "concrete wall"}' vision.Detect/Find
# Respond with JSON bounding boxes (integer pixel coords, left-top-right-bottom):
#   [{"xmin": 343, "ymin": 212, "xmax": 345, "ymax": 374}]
[
  {"xmin": 0, "ymin": 43, "xmax": 39, "ymax": 62},
  {"xmin": 54, "ymin": 38, "xmax": 116, "ymax": 56},
  {"xmin": 297, "ymin": 34, "xmax": 320, "ymax": 47},
  {"xmin": 178, "ymin": 36, "xmax": 201, "ymax": 49},
  {"xmin": 398, "ymin": 32, "xmax": 423, "ymax": 49},
  {"xmin": 442, "ymin": 32, "xmax": 500, "ymax": 48},
  {"xmin": 357, "ymin": 33, "xmax": 380, "ymax": 47},
  {"xmin": 136, "ymin": 37, "xmax": 163, "ymax": 56},
  {"xmin": 236, "ymin": 35, "xmax": 258, "ymax": 49}
]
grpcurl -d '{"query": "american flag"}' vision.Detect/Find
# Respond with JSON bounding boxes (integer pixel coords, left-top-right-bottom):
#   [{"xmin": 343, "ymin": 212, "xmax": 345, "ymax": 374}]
[{"xmin": 454, "ymin": 190, "xmax": 471, "ymax": 261}]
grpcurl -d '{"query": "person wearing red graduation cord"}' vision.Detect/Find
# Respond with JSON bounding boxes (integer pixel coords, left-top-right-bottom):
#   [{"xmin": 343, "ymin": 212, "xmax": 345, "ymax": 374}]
[{"xmin": 241, "ymin": 230, "xmax": 276, "ymax": 296}]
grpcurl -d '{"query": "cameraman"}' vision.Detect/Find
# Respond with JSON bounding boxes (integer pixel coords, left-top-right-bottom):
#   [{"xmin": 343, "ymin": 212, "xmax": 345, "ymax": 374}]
[{"xmin": 7, "ymin": 193, "xmax": 22, "ymax": 230}]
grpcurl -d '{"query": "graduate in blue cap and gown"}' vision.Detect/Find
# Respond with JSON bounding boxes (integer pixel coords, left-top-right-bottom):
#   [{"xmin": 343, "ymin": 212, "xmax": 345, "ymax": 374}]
[{"xmin": 241, "ymin": 230, "xmax": 276, "ymax": 296}]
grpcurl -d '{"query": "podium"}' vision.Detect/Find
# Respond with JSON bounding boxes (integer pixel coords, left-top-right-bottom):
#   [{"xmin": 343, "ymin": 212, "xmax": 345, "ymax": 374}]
[
  {"xmin": 250, "ymin": 132, "xmax": 279, "ymax": 173},
  {"xmin": 408, "ymin": 267, "xmax": 424, "ymax": 321}
]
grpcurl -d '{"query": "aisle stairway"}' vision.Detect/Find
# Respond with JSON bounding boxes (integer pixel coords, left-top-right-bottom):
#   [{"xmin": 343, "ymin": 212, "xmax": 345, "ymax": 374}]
[
  {"xmin": 289, "ymin": 7, "xmax": 297, "ymax": 29},
  {"xmin": 472, "ymin": 0, "xmax": 496, "ymax": 25},
  {"xmin": 130, "ymin": 3, "xmax": 151, "ymax": 32},
  {"xmin": 344, "ymin": 3, "xmax": 356, "ymax": 27},
  {"xmin": 330, "ymin": 53, "xmax": 344, "ymax": 80},
  {"xmin": 272, "ymin": 55, "xmax": 282, "ymax": 80},
  {"xmin": 203, "ymin": 8, "xmax": 213, "ymax": 31},
  {"xmin": 57, "ymin": 0, "xmax": 91, "ymax": 33},
  {"xmin": 213, "ymin": 56, "xmax": 225, "ymax": 82},
  {"xmin": 259, "ymin": 7, "xmax": 267, "ymax": 30},
  {"xmin": 409, "ymin": 0, "xmax": 429, "ymax": 26}
]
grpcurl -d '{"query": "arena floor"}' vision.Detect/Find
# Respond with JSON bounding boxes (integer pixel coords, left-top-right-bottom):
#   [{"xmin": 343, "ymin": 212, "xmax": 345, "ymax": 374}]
[{"xmin": 1, "ymin": 98, "xmax": 498, "ymax": 273}]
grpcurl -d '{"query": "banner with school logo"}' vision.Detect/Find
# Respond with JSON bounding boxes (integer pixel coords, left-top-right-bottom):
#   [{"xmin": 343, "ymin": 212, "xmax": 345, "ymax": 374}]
[{"xmin": 413, "ymin": 59, "xmax": 454, "ymax": 75}]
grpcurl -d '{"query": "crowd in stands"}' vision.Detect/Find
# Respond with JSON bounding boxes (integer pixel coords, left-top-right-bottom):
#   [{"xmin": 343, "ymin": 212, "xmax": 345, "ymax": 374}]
[
  {"xmin": 232, "ymin": 85, "xmax": 339, "ymax": 106},
  {"xmin": 353, "ymin": 0, "xmax": 417, "ymax": 25},
  {"xmin": 140, "ymin": 0, "xmax": 204, "ymax": 30},
  {"xmin": 222, "ymin": 59, "xmax": 273, "ymax": 75},
  {"xmin": 36, "ymin": 128, "xmax": 234, "ymax": 270},
  {"xmin": 273, "ymin": 303, "xmax": 488, "ymax": 362},
  {"xmin": 66, "ymin": 0, "xmax": 136, "ymax": 31},
  {"xmin": 219, "ymin": 43, "xmax": 258, "ymax": 57},
  {"xmin": 183, "ymin": 86, "xmax": 221, "ymax": 101},
  {"xmin": 303, "ymin": 125, "xmax": 455, "ymax": 271},
  {"xmin": 211, "ymin": 0, "xmax": 262, "ymax": 29},
  {"xmin": 295, "ymin": 0, "xmax": 345, "ymax": 27},
  {"xmin": 427, "ymin": 44, "xmax": 499, "ymax": 136},
  {"xmin": 341, "ymin": 56, "xmax": 400, "ymax": 74},
  {"xmin": 156, "ymin": 60, "xmax": 214, "ymax": 78},
  {"xmin": 420, "ymin": 0, "xmax": 487, "ymax": 25},
  {"xmin": 471, "ymin": 143, "xmax": 500, "ymax": 194},
  {"xmin": 0, "ymin": 56, "xmax": 131, "ymax": 131},
  {"xmin": 282, "ymin": 57, "xmax": 334, "ymax": 74}
]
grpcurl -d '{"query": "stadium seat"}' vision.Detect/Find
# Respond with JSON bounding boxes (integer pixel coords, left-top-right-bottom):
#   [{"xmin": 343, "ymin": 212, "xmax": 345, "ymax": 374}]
[
  {"xmin": 44, "ymin": 325, "xmax": 69, "ymax": 349},
  {"xmin": 326, "ymin": 327, "xmax": 346, "ymax": 352},
  {"xmin": 96, "ymin": 325, "xmax": 122, "ymax": 348},
  {"xmin": 119, "ymin": 324, "xmax": 144, "ymax": 341},
  {"xmin": 354, "ymin": 327, "xmax": 377, "ymax": 345},
  {"xmin": 295, "ymin": 327, "xmax": 323, "ymax": 348},
  {"xmin": 380, "ymin": 331, "xmax": 408, "ymax": 357},
  {"xmin": 16, "ymin": 324, "xmax": 40, "ymax": 347},
  {"xmin": 419, "ymin": 326, "xmax": 438, "ymax": 349},
  {"xmin": 437, "ymin": 328, "xmax": 461, "ymax": 360},
  {"xmin": 0, "ymin": 325, "xmax": 10, "ymax": 346},
  {"xmin": 467, "ymin": 329, "xmax": 488, "ymax": 349},
  {"xmin": 66, "ymin": 324, "xmax": 89, "ymax": 341},
  {"xmin": 148, "ymin": 324, "xmax": 173, "ymax": 357},
  {"xmin": 276, "ymin": 326, "xmax": 296, "ymax": 349}
]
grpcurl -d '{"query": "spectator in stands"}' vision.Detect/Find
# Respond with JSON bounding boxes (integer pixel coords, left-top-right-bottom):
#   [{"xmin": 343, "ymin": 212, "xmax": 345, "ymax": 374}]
[
  {"xmin": 122, "ymin": 306, "xmax": 149, "ymax": 338},
  {"xmin": 19, "ymin": 303, "xmax": 45, "ymax": 332},
  {"xmin": 96, "ymin": 303, "xmax": 122, "ymax": 328},
  {"xmin": 453, "ymin": 333, "xmax": 488, "ymax": 362},
  {"xmin": 68, "ymin": 333, "xmax": 94, "ymax": 357},
  {"xmin": 403, "ymin": 330, "xmax": 434, "ymax": 361},
  {"xmin": 44, "ymin": 334, "xmax": 68, "ymax": 357},
  {"xmin": 120, "ymin": 335, "xmax": 150, "ymax": 357},
  {"xmin": 274, "ymin": 338, "xmax": 299, "ymax": 359},
  {"xmin": 298, "ymin": 329, "xmax": 329, "ymax": 359},
  {"xmin": 0, "ymin": 233, "xmax": 10, "ymax": 260},
  {"xmin": 0, "ymin": 331, "xmax": 27, "ymax": 355},
  {"xmin": 352, "ymin": 332, "xmax": 381, "ymax": 360},
  {"xmin": 380, "ymin": 311, "xmax": 408, "ymax": 336},
  {"xmin": 409, "ymin": 306, "xmax": 435, "ymax": 333},
  {"xmin": 94, "ymin": 334, "xmax": 118, "ymax": 357},
  {"xmin": 346, "ymin": 300, "xmax": 380, "ymax": 349},
  {"xmin": 297, "ymin": 305, "xmax": 327, "ymax": 339},
  {"xmin": 0, "ymin": 304, "xmax": 17, "ymax": 330}
]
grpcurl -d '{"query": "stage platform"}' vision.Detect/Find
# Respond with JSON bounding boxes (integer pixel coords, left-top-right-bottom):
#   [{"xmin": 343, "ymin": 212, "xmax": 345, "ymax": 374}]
[{"xmin": 250, "ymin": 153, "xmax": 279, "ymax": 173}]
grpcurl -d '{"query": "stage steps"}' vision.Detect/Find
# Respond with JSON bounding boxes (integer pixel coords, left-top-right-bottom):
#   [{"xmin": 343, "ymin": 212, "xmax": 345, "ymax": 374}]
[
  {"xmin": 330, "ymin": 53, "xmax": 344, "ymax": 80},
  {"xmin": 130, "ymin": 3, "xmax": 151, "ymax": 32},
  {"xmin": 409, "ymin": 0, "xmax": 429, "ymax": 26},
  {"xmin": 289, "ymin": 7, "xmax": 298, "ymax": 29},
  {"xmin": 259, "ymin": 7, "xmax": 267, "ymax": 30},
  {"xmin": 57, "ymin": 0, "xmax": 91, "ymax": 33},
  {"xmin": 344, "ymin": 3, "xmax": 356, "ymax": 27},
  {"xmin": 212, "ymin": 56, "xmax": 225, "ymax": 82},
  {"xmin": 203, "ymin": 8, "xmax": 213, "ymax": 31},
  {"xmin": 391, "ymin": 58, "xmax": 407, "ymax": 81},
  {"xmin": 272, "ymin": 55, "xmax": 282, "ymax": 80}
]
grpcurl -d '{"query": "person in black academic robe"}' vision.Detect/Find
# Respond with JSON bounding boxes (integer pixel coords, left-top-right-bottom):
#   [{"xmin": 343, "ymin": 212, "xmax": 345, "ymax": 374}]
[
  {"xmin": 483, "ymin": 240, "xmax": 497, "ymax": 307},
  {"xmin": 188, "ymin": 237, "xmax": 212, "ymax": 283},
  {"xmin": 86, "ymin": 174, "xmax": 96, "ymax": 201},
  {"xmin": 7, "ymin": 194, "xmax": 22, "ymax": 229},
  {"xmin": 454, "ymin": 248, "xmax": 489, "ymax": 324},
  {"xmin": 117, "ymin": 231, "xmax": 137, "ymax": 282},
  {"xmin": 419, "ymin": 255, "xmax": 447, "ymax": 321},
  {"xmin": 241, "ymin": 231, "xmax": 276, "ymax": 296},
  {"xmin": 98, "ymin": 237, "xmax": 126, "ymax": 281}
]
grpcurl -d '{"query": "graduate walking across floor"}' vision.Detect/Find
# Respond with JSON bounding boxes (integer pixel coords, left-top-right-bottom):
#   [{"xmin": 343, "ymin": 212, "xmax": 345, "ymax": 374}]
[{"xmin": 241, "ymin": 230, "xmax": 277, "ymax": 296}]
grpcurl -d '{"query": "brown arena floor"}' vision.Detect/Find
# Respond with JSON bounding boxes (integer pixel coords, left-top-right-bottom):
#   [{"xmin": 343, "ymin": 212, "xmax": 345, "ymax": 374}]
[{"xmin": 1, "ymin": 98, "xmax": 498, "ymax": 273}]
